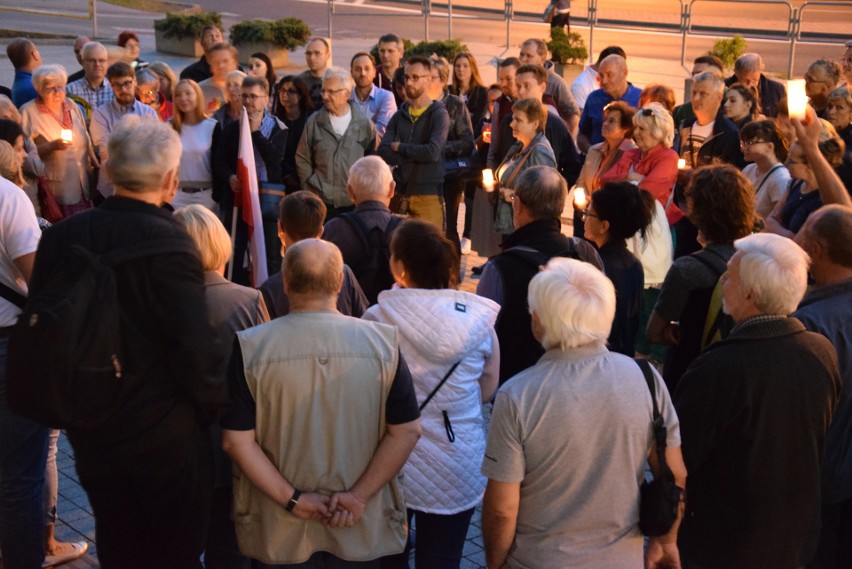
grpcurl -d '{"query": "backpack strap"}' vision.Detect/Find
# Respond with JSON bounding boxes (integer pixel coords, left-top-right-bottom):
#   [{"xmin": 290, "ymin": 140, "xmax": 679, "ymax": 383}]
[
  {"xmin": 0, "ymin": 282, "xmax": 26, "ymax": 309},
  {"xmin": 419, "ymin": 360, "xmax": 461, "ymax": 411},
  {"xmin": 340, "ymin": 212, "xmax": 402, "ymax": 251},
  {"xmin": 690, "ymin": 248, "xmax": 728, "ymax": 277},
  {"xmin": 636, "ymin": 359, "xmax": 668, "ymax": 462},
  {"xmin": 502, "ymin": 244, "xmax": 579, "ymax": 269}
]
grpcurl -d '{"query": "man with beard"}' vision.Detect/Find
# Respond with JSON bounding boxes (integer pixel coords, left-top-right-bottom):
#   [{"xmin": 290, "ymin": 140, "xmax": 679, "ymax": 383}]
[{"xmin": 349, "ymin": 52, "xmax": 397, "ymax": 143}]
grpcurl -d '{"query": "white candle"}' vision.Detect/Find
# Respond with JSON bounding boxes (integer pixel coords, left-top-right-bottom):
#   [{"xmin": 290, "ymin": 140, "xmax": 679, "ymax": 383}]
[
  {"xmin": 677, "ymin": 158, "xmax": 686, "ymax": 170},
  {"xmin": 787, "ymin": 79, "xmax": 808, "ymax": 120},
  {"xmin": 482, "ymin": 169, "xmax": 495, "ymax": 192},
  {"xmin": 60, "ymin": 129, "xmax": 73, "ymax": 143},
  {"xmin": 574, "ymin": 187, "xmax": 587, "ymax": 209}
]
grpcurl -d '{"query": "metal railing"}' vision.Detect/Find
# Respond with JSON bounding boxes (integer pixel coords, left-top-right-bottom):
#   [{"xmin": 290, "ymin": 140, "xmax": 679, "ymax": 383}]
[
  {"xmin": 327, "ymin": 0, "xmax": 848, "ymax": 77},
  {"xmin": 0, "ymin": 0, "xmax": 98, "ymax": 38}
]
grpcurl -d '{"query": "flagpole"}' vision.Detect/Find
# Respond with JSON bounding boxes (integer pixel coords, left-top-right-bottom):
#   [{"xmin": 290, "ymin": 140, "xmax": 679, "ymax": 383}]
[{"xmin": 226, "ymin": 202, "xmax": 239, "ymax": 281}]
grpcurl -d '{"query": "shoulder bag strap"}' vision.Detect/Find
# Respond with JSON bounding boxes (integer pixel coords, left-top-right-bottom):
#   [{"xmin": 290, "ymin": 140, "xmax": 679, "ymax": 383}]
[
  {"xmin": 754, "ymin": 163, "xmax": 784, "ymax": 195},
  {"xmin": 637, "ymin": 359, "xmax": 668, "ymax": 465},
  {"xmin": 419, "ymin": 360, "xmax": 461, "ymax": 411},
  {"xmin": 0, "ymin": 282, "xmax": 26, "ymax": 309}
]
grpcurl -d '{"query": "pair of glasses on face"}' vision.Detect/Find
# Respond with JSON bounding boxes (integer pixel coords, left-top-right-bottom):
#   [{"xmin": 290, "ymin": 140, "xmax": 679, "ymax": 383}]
[
  {"xmin": 320, "ymin": 88, "xmax": 346, "ymax": 96},
  {"xmin": 740, "ymin": 139, "xmax": 768, "ymax": 149},
  {"xmin": 42, "ymin": 85, "xmax": 66, "ymax": 94},
  {"xmin": 111, "ymin": 80, "xmax": 135, "ymax": 91},
  {"xmin": 280, "ymin": 88, "xmax": 299, "ymax": 96},
  {"xmin": 580, "ymin": 210, "xmax": 599, "ymax": 221}
]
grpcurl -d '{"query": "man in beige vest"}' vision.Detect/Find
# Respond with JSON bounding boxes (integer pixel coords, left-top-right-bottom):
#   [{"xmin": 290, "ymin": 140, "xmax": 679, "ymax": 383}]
[{"xmin": 222, "ymin": 239, "xmax": 421, "ymax": 568}]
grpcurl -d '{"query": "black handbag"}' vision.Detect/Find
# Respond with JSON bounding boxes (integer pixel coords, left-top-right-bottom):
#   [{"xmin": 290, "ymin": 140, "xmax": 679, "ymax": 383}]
[
  {"xmin": 636, "ymin": 359, "xmax": 684, "ymax": 536},
  {"xmin": 443, "ymin": 150, "xmax": 482, "ymax": 182}
]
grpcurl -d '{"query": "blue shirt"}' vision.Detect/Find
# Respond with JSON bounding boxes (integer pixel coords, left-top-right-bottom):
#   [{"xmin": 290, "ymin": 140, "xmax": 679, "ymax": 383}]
[
  {"xmin": 578, "ymin": 83, "xmax": 642, "ymax": 146},
  {"xmin": 350, "ymin": 84, "xmax": 397, "ymax": 139},
  {"xmin": 11, "ymin": 70, "xmax": 37, "ymax": 108}
]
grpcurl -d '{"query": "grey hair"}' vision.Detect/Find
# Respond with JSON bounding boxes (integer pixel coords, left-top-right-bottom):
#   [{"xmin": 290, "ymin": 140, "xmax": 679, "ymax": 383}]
[
  {"xmin": 80, "ymin": 41, "xmax": 106, "ymax": 59},
  {"xmin": 515, "ymin": 166, "xmax": 567, "ymax": 220},
  {"xmin": 106, "ymin": 115, "xmax": 181, "ymax": 192},
  {"xmin": 734, "ymin": 53, "xmax": 763, "ymax": 74},
  {"xmin": 634, "ymin": 102, "xmax": 675, "ymax": 148},
  {"xmin": 694, "ymin": 71, "xmax": 725, "ymax": 94},
  {"xmin": 135, "ymin": 68, "xmax": 159, "ymax": 86},
  {"xmin": 733, "ymin": 233, "xmax": 810, "ymax": 316},
  {"xmin": 32, "ymin": 64, "xmax": 68, "ymax": 92},
  {"xmin": 322, "ymin": 66, "xmax": 354, "ymax": 91},
  {"xmin": 348, "ymin": 156, "xmax": 393, "ymax": 200}
]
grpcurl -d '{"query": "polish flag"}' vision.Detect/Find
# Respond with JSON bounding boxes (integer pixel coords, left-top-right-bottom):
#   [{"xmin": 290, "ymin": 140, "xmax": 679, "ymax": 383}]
[{"xmin": 236, "ymin": 107, "xmax": 268, "ymax": 286}]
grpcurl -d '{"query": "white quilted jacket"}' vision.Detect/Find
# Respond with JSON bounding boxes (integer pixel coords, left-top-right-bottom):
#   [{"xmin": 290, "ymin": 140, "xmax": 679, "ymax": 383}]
[{"xmin": 364, "ymin": 288, "xmax": 499, "ymax": 514}]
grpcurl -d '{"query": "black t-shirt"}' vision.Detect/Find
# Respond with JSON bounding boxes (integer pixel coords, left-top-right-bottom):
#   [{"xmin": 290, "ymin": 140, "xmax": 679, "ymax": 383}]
[{"xmin": 222, "ymin": 339, "xmax": 420, "ymax": 430}]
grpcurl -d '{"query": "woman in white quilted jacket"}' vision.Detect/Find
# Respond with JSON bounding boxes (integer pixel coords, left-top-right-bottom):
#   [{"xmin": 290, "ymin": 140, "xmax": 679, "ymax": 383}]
[{"xmin": 364, "ymin": 218, "xmax": 500, "ymax": 569}]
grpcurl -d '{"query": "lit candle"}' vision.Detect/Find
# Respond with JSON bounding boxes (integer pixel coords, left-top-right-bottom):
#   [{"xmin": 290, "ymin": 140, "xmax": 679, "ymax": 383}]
[
  {"xmin": 787, "ymin": 79, "xmax": 808, "ymax": 120},
  {"xmin": 574, "ymin": 187, "xmax": 587, "ymax": 209},
  {"xmin": 677, "ymin": 158, "xmax": 686, "ymax": 170},
  {"xmin": 60, "ymin": 129, "xmax": 73, "ymax": 143},
  {"xmin": 482, "ymin": 169, "xmax": 495, "ymax": 192}
]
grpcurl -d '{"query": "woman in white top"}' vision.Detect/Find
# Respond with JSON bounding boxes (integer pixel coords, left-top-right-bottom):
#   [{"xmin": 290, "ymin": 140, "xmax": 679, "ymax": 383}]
[
  {"xmin": 364, "ymin": 218, "xmax": 500, "ymax": 569},
  {"xmin": 740, "ymin": 119, "xmax": 791, "ymax": 220},
  {"xmin": 171, "ymin": 79, "xmax": 220, "ymax": 211}
]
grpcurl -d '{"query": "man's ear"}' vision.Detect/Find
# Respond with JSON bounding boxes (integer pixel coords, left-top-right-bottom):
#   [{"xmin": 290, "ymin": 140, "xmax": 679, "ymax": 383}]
[
  {"xmin": 388, "ymin": 180, "xmax": 396, "ymax": 200},
  {"xmin": 161, "ymin": 167, "xmax": 179, "ymax": 204}
]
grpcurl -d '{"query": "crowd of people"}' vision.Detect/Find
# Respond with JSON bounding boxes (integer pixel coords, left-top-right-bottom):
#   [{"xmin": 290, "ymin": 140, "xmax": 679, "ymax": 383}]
[{"xmin": 0, "ymin": 21, "xmax": 851, "ymax": 569}]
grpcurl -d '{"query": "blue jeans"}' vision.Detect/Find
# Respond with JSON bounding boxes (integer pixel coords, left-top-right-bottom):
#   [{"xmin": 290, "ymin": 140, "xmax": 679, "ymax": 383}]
[{"xmin": 0, "ymin": 333, "xmax": 49, "ymax": 569}]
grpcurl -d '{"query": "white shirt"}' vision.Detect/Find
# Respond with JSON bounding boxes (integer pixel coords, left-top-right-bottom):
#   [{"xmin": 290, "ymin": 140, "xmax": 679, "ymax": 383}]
[
  {"xmin": 570, "ymin": 65, "xmax": 599, "ymax": 112},
  {"xmin": 178, "ymin": 118, "xmax": 218, "ymax": 186},
  {"xmin": 743, "ymin": 163, "xmax": 792, "ymax": 219},
  {"xmin": 328, "ymin": 109, "xmax": 352, "ymax": 137},
  {"xmin": 0, "ymin": 177, "xmax": 41, "ymax": 327}
]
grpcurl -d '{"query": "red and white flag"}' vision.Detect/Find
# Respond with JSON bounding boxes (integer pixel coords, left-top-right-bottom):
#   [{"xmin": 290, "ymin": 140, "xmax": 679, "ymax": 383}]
[{"xmin": 236, "ymin": 107, "xmax": 268, "ymax": 286}]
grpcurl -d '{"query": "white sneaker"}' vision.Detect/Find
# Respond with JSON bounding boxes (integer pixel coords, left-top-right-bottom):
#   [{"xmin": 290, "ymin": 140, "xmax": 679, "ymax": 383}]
[
  {"xmin": 44, "ymin": 541, "xmax": 88, "ymax": 567},
  {"xmin": 460, "ymin": 237, "xmax": 472, "ymax": 255}
]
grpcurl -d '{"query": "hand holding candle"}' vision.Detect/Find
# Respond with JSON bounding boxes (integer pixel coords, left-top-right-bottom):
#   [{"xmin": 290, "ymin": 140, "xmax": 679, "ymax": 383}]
[
  {"xmin": 60, "ymin": 129, "xmax": 73, "ymax": 144},
  {"xmin": 482, "ymin": 168, "xmax": 495, "ymax": 192},
  {"xmin": 574, "ymin": 187, "xmax": 587, "ymax": 209},
  {"xmin": 677, "ymin": 158, "xmax": 686, "ymax": 170},
  {"xmin": 787, "ymin": 79, "xmax": 808, "ymax": 121}
]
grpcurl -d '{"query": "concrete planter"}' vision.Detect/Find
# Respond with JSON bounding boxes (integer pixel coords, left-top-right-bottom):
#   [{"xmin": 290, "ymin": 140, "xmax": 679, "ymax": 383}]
[
  {"xmin": 234, "ymin": 42, "xmax": 289, "ymax": 68},
  {"xmin": 154, "ymin": 27, "xmax": 203, "ymax": 58},
  {"xmin": 555, "ymin": 62, "xmax": 585, "ymax": 85}
]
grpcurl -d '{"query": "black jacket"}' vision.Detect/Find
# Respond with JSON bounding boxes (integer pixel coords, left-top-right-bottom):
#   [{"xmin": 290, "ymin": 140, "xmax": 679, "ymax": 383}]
[
  {"xmin": 678, "ymin": 106, "xmax": 746, "ymax": 169},
  {"xmin": 725, "ymin": 73, "xmax": 786, "ymax": 118}
]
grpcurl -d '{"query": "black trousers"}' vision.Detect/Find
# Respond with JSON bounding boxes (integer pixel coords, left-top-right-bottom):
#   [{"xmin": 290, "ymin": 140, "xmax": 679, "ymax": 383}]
[
  {"xmin": 75, "ymin": 428, "xmax": 214, "ymax": 569},
  {"xmin": 380, "ymin": 507, "xmax": 475, "ymax": 569}
]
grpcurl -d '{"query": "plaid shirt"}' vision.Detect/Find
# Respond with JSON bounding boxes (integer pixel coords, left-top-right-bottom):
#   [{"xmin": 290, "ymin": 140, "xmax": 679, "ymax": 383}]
[{"xmin": 66, "ymin": 78, "xmax": 114, "ymax": 109}]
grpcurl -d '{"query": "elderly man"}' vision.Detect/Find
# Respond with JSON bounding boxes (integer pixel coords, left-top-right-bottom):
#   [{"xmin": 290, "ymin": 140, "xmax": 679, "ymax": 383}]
[
  {"xmin": 214, "ymin": 76, "xmax": 288, "ymax": 283},
  {"xmin": 724, "ymin": 53, "xmax": 787, "ymax": 117},
  {"xmin": 350, "ymin": 52, "xmax": 397, "ymax": 143},
  {"xmin": 477, "ymin": 166, "xmax": 602, "ymax": 383},
  {"xmin": 297, "ymin": 67, "xmax": 376, "ymax": 220},
  {"xmin": 299, "ymin": 37, "xmax": 332, "ymax": 108},
  {"xmin": 259, "ymin": 191, "xmax": 367, "ymax": 319},
  {"xmin": 377, "ymin": 56, "xmax": 449, "ymax": 229},
  {"xmin": 179, "ymin": 24, "xmax": 226, "ymax": 82},
  {"xmin": 375, "ymin": 34, "xmax": 405, "ymax": 105},
  {"xmin": 221, "ymin": 238, "xmax": 421, "ymax": 567},
  {"xmin": 7, "ymin": 38, "xmax": 41, "ymax": 107},
  {"xmin": 806, "ymin": 58, "xmax": 843, "ymax": 119},
  {"xmin": 673, "ymin": 54, "xmax": 725, "ymax": 127},
  {"xmin": 66, "ymin": 42, "xmax": 113, "ymax": 112},
  {"xmin": 482, "ymin": 256, "xmax": 685, "ymax": 569},
  {"xmin": 793, "ymin": 205, "xmax": 852, "ymax": 569},
  {"xmin": 67, "ymin": 36, "xmax": 91, "ymax": 83},
  {"xmin": 27, "ymin": 116, "xmax": 227, "ymax": 569},
  {"xmin": 677, "ymin": 71, "xmax": 744, "ymax": 169},
  {"xmin": 518, "ymin": 38, "xmax": 579, "ymax": 131},
  {"xmin": 570, "ymin": 45, "xmax": 625, "ymax": 113},
  {"xmin": 322, "ymin": 156, "xmax": 403, "ymax": 304},
  {"xmin": 674, "ymin": 232, "xmax": 840, "ymax": 569},
  {"xmin": 577, "ymin": 54, "xmax": 642, "ymax": 152},
  {"xmin": 486, "ymin": 57, "xmax": 522, "ymax": 169},
  {"xmin": 90, "ymin": 62, "xmax": 158, "ymax": 201}
]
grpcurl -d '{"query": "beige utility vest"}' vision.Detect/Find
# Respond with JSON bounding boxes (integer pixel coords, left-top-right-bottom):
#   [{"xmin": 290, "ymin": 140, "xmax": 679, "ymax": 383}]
[{"xmin": 232, "ymin": 310, "xmax": 408, "ymax": 564}]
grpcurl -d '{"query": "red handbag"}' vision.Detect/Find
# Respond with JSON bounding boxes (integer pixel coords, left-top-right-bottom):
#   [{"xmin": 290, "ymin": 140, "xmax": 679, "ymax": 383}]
[{"xmin": 37, "ymin": 178, "xmax": 64, "ymax": 223}]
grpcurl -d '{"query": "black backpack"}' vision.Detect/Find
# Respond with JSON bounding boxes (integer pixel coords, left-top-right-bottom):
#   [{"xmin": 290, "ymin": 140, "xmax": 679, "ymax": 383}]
[
  {"xmin": 340, "ymin": 213, "xmax": 403, "ymax": 305},
  {"xmin": 7, "ymin": 238, "xmax": 196, "ymax": 431}
]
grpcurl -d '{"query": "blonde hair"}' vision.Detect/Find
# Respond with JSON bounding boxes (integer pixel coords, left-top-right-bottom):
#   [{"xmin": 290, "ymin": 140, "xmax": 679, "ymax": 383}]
[
  {"xmin": 173, "ymin": 204, "xmax": 232, "ymax": 271},
  {"xmin": 0, "ymin": 140, "xmax": 24, "ymax": 188},
  {"xmin": 171, "ymin": 79, "xmax": 208, "ymax": 133}
]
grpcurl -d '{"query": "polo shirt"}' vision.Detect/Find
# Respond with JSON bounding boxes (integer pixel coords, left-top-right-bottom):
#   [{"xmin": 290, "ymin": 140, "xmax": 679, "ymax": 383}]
[{"xmin": 578, "ymin": 83, "xmax": 642, "ymax": 145}]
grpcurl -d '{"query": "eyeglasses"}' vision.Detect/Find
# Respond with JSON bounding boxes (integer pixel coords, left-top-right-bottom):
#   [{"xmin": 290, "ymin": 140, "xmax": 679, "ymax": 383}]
[
  {"xmin": 281, "ymin": 88, "xmax": 299, "ymax": 95},
  {"xmin": 111, "ymin": 80, "xmax": 135, "ymax": 91},
  {"xmin": 138, "ymin": 90, "xmax": 157, "ymax": 98},
  {"xmin": 241, "ymin": 93, "xmax": 266, "ymax": 102},
  {"xmin": 320, "ymin": 88, "xmax": 347, "ymax": 96},
  {"xmin": 580, "ymin": 210, "xmax": 599, "ymax": 221},
  {"xmin": 42, "ymin": 85, "xmax": 66, "ymax": 93},
  {"xmin": 404, "ymin": 74, "xmax": 429, "ymax": 83},
  {"xmin": 639, "ymin": 108, "xmax": 654, "ymax": 116},
  {"xmin": 740, "ymin": 139, "xmax": 768, "ymax": 149},
  {"xmin": 786, "ymin": 155, "xmax": 809, "ymax": 167}
]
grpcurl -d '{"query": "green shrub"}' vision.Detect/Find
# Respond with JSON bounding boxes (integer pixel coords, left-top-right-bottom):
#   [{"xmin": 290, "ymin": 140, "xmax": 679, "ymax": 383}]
[
  {"xmin": 368, "ymin": 38, "xmax": 415, "ymax": 64},
  {"xmin": 407, "ymin": 39, "xmax": 468, "ymax": 61},
  {"xmin": 709, "ymin": 35, "xmax": 748, "ymax": 72},
  {"xmin": 154, "ymin": 11, "xmax": 222, "ymax": 41},
  {"xmin": 547, "ymin": 28, "xmax": 587, "ymax": 65},
  {"xmin": 229, "ymin": 18, "xmax": 311, "ymax": 50}
]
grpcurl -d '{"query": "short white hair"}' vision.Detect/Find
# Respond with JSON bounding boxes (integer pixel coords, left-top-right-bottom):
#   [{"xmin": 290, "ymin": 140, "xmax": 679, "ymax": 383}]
[
  {"xmin": 733, "ymin": 233, "xmax": 810, "ymax": 316},
  {"xmin": 106, "ymin": 115, "xmax": 181, "ymax": 192},
  {"xmin": 528, "ymin": 258, "xmax": 614, "ymax": 350},
  {"xmin": 32, "ymin": 64, "xmax": 67, "ymax": 92},
  {"xmin": 348, "ymin": 156, "xmax": 392, "ymax": 200},
  {"xmin": 694, "ymin": 71, "xmax": 725, "ymax": 95},
  {"xmin": 81, "ymin": 41, "xmax": 106, "ymax": 60},
  {"xmin": 635, "ymin": 102, "xmax": 675, "ymax": 148},
  {"xmin": 322, "ymin": 66, "xmax": 353, "ymax": 91}
]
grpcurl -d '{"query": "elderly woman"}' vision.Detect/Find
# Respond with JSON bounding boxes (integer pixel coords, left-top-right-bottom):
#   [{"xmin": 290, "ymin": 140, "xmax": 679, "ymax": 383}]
[
  {"xmin": 117, "ymin": 30, "xmax": 144, "ymax": 68},
  {"xmin": 575, "ymin": 101, "xmax": 637, "ymax": 195},
  {"xmin": 147, "ymin": 61, "xmax": 177, "ymax": 102},
  {"xmin": 493, "ymin": 98, "xmax": 556, "ymax": 234},
  {"xmin": 647, "ymin": 164, "xmax": 757, "ymax": 391},
  {"xmin": 826, "ymin": 86, "xmax": 852, "ymax": 190},
  {"xmin": 136, "ymin": 68, "xmax": 172, "ymax": 121},
  {"xmin": 366, "ymin": 218, "xmax": 499, "ymax": 569},
  {"xmin": 171, "ymin": 80, "xmax": 220, "ymax": 211},
  {"xmin": 173, "ymin": 203, "xmax": 268, "ymax": 569},
  {"xmin": 272, "ymin": 75, "xmax": 314, "ymax": 191},
  {"xmin": 20, "ymin": 64, "xmax": 94, "ymax": 218},
  {"xmin": 429, "ymin": 56, "xmax": 475, "ymax": 252},
  {"xmin": 625, "ymin": 103, "xmax": 680, "ymax": 225},
  {"xmin": 740, "ymin": 120, "xmax": 791, "ymax": 219},
  {"xmin": 723, "ymin": 82, "xmax": 761, "ymax": 129},
  {"xmin": 212, "ymin": 69, "xmax": 246, "ymax": 131}
]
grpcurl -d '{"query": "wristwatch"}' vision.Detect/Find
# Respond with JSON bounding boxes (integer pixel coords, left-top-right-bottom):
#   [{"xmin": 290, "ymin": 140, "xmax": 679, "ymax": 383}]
[{"xmin": 285, "ymin": 489, "xmax": 301, "ymax": 512}]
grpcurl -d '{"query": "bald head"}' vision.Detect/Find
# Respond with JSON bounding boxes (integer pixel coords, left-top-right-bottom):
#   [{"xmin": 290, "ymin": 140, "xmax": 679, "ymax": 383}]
[
  {"xmin": 599, "ymin": 55, "xmax": 628, "ymax": 98},
  {"xmin": 283, "ymin": 239, "xmax": 344, "ymax": 298},
  {"xmin": 798, "ymin": 205, "xmax": 852, "ymax": 281},
  {"xmin": 74, "ymin": 36, "xmax": 90, "ymax": 65},
  {"xmin": 347, "ymin": 156, "xmax": 394, "ymax": 204}
]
